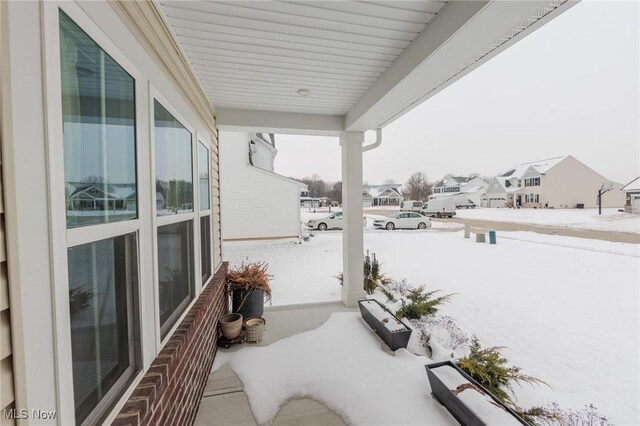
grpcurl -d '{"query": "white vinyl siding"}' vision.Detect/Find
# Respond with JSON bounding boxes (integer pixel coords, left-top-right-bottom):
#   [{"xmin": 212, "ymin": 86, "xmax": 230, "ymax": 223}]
[
  {"xmin": 0, "ymin": 91, "xmax": 16, "ymax": 424},
  {"xmin": 220, "ymin": 132, "xmax": 303, "ymax": 240}
]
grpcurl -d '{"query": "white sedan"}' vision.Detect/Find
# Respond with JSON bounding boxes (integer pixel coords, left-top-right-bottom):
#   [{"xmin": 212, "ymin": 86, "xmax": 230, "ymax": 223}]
[
  {"xmin": 373, "ymin": 212, "xmax": 431, "ymax": 230},
  {"xmin": 307, "ymin": 212, "xmax": 366, "ymax": 231}
]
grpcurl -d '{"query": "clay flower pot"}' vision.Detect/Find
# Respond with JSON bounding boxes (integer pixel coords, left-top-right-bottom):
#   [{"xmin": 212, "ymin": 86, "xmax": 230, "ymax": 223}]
[{"xmin": 220, "ymin": 313, "xmax": 243, "ymax": 339}]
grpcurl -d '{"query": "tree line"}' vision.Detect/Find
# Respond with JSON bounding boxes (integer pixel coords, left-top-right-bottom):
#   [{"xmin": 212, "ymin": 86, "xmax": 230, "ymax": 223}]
[{"xmin": 294, "ymin": 171, "xmax": 437, "ymax": 204}]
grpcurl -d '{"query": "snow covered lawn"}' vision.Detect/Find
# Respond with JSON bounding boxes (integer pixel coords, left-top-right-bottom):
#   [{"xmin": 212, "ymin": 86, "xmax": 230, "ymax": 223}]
[
  {"xmin": 456, "ymin": 208, "xmax": 640, "ymax": 233},
  {"xmin": 223, "ymin": 230, "xmax": 640, "ymax": 424}
]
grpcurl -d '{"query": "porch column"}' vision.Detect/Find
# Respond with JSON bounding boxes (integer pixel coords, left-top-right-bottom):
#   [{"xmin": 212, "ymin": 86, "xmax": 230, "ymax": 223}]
[{"xmin": 340, "ymin": 132, "xmax": 366, "ymax": 306}]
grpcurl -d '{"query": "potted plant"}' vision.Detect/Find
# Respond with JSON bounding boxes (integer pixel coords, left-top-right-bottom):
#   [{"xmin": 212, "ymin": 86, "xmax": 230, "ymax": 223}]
[
  {"xmin": 219, "ymin": 313, "xmax": 243, "ymax": 340},
  {"xmin": 226, "ymin": 261, "xmax": 273, "ymax": 318},
  {"xmin": 358, "ymin": 299, "xmax": 412, "ymax": 351},
  {"xmin": 425, "ymin": 360, "xmax": 528, "ymax": 425}
]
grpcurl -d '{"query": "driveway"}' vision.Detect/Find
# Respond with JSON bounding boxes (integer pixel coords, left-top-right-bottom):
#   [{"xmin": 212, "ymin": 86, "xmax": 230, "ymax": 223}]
[{"xmin": 434, "ymin": 217, "xmax": 640, "ymax": 243}]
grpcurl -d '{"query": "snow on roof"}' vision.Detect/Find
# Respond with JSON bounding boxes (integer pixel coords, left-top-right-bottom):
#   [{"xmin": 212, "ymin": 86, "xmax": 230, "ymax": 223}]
[
  {"xmin": 364, "ymin": 184, "xmax": 402, "ymax": 197},
  {"xmin": 501, "ymin": 156, "xmax": 567, "ymax": 179},
  {"xmin": 622, "ymin": 177, "xmax": 640, "ymax": 191}
]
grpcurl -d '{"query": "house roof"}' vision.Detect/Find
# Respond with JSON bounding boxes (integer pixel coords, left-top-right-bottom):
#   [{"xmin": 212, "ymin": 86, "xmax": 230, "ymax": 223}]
[
  {"xmin": 622, "ymin": 177, "xmax": 640, "ymax": 191},
  {"xmin": 364, "ymin": 184, "xmax": 401, "ymax": 197},
  {"xmin": 500, "ymin": 156, "xmax": 567, "ymax": 179}
]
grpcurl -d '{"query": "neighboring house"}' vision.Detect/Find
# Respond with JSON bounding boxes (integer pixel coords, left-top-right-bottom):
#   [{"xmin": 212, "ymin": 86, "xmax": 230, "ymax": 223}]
[
  {"xmin": 487, "ymin": 156, "xmax": 625, "ymax": 208},
  {"xmin": 621, "ymin": 177, "xmax": 640, "ymax": 213},
  {"xmin": 431, "ymin": 176, "xmax": 488, "ymax": 205},
  {"xmin": 220, "ymin": 132, "xmax": 307, "ymax": 240},
  {"xmin": 67, "ymin": 183, "xmax": 136, "ymax": 211},
  {"xmin": 362, "ymin": 184, "xmax": 403, "ymax": 207}
]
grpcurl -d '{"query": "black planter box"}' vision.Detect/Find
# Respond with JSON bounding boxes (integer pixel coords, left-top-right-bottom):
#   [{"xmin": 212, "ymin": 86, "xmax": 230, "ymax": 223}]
[
  {"xmin": 358, "ymin": 299, "xmax": 412, "ymax": 351},
  {"xmin": 425, "ymin": 361, "xmax": 528, "ymax": 426}
]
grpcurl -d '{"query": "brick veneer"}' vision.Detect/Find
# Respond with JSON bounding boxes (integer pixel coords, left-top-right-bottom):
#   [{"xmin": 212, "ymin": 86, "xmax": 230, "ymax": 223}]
[{"xmin": 113, "ymin": 262, "xmax": 229, "ymax": 426}]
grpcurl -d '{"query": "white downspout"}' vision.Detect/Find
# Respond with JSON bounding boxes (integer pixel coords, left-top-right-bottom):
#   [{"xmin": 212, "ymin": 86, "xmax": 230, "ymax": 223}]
[{"xmin": 362, "ymin": 128, "xmax": 382, "ymax": 152}]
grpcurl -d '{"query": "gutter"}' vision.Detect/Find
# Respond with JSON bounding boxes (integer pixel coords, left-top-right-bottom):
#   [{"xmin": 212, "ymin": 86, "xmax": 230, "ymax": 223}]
[{"xmin": 362, "ymin": 128, "xmax": 382, "ymax": 152}]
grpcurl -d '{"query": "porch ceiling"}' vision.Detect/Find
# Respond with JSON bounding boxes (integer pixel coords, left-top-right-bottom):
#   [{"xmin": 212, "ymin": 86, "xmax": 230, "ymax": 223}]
[{"xmin": 157, "ymin": 0, "xmax": 578, "ymax": 135}]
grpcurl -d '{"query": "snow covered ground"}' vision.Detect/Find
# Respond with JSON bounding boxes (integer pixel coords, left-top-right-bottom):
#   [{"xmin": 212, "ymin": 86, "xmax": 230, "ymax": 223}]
[
  {"xmin": 223, "ymin": 230, "xmax": 640, "ymax": 424},
  {"xmin": 213, "ymin": 313, "xmax": 455, "ymax": 425},
  {"xmin": 456, "ymin": 208, "xmax": 640, "ymax": 233}
]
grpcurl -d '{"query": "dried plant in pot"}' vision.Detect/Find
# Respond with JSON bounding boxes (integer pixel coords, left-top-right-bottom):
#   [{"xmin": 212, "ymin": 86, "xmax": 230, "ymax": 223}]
[{"xmin": 226, "ymin": 261, "xmax": 273, "ymax": 319}]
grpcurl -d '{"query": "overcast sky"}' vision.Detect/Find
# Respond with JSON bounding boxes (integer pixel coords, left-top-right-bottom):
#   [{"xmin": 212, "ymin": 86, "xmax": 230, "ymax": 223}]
[{"xmin": 272, "ymin": 0, "xmax": 639, "ymax": 185}]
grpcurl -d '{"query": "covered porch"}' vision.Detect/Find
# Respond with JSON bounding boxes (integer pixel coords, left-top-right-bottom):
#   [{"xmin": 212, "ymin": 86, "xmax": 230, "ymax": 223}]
[{"xmin": 153, "ymin": 0, "xmax": 578, "ymax": 307}]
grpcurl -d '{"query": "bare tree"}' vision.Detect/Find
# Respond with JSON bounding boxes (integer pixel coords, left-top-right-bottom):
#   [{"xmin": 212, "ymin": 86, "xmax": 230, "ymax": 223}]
[
  {"xmin": 382, "ymin": 179, "xmax": 397, "ymax": 185},
  {"xmin": 402, "ymin": 172, "xmax": 433, "ymax": 201}
]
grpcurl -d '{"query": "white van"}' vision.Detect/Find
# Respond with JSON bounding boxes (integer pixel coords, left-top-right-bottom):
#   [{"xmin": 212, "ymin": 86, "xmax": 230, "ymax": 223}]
[
  {"xmin": 421, "ymin": 198, "xmax": 456, "ymax": 218},
  {"xmin": 401, "ymin": 200, "xmax": 423, "ymax": 212}
]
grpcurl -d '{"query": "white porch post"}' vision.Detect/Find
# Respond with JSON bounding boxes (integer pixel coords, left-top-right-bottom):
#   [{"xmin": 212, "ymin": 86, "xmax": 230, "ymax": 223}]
[{"xmin": 340, "ymin": 132, "xmax": 366, "ymax": 306}]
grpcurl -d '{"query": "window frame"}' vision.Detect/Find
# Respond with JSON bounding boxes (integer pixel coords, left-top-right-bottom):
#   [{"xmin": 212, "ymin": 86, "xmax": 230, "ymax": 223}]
[
  {"xmin": 149, "ymin": 88, "xmax": 201, "ymax": 347},
  {"xmin": 42, "ymin": 3, "xmax": 147, "ymax": 424},
  {"xmin": 196, "ymin": 137, "xmax": 214, "ymax": 286}
]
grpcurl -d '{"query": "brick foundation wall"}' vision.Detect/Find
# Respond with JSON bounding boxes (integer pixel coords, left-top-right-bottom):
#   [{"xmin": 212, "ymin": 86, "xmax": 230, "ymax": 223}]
[{"xmin": 113, "ymin": 262, "xmax": 229, "ymax": 426}]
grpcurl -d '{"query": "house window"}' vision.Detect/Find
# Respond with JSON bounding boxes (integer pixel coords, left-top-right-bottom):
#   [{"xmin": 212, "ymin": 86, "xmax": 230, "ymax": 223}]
[
  {"xmin": 157, "ymin": 221, "xmax": 194, "ymax": 337},
  {"xmin": 153, "ymin": 101, "xmax": 195, "ymax": 337},
  {"xmin": 67, "ymin": 235, "xmax": 138, "ymax": 425},
  {"xmin": 518, "ymin": 180, "xmax": 522, "ymax": 187},
  {"xmin": 198, "ymin": 142, "xmax": 212, "ymax": 284},
  {"xmin": 61, "ymin": 11, "xmax": 137, "ymax": 228},
  {"xmin": 198, "ymin": 142, "xmax": 210, "ymax": 211},
  {"xmin": 60, "ymin": 11, "xmax": 140, "ymax": 424},
  {"xmin": 154, "ymin": 101, "xmax": 193, "ymax": 215},
  {"xmin": 200, "ymin": 216, "xmax": 212, "ymax": 283}
]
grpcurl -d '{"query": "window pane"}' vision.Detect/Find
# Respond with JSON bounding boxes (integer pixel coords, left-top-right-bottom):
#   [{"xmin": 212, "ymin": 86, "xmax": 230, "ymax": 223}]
[
  {"xmin": 200, "ymin": 216, "xmax": 212, "ymax": 283},
  {"xmin": 198, "ymin": 142, "xmax": 210, "ymax": 211},
  {"xmin": 157, "ymin": 221, "xmax": 194, "ymax": 337},
  {"xmin": 60, "ymin": 12, "xmax": 137, "ymax": 228},
  {"xmin": 154, "ymin": 101, "xmax": 193, "ymax": 216},
  {"xmin": 67, "ymin": 235, "xmax": 133, "ymax": 424}
]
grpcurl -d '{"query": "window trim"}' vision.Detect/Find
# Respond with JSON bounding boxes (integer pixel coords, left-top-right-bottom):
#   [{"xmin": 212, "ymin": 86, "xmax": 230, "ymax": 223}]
[{"xmin": 42, "ymin": 2, "xmax": 147, "ymax": 424}]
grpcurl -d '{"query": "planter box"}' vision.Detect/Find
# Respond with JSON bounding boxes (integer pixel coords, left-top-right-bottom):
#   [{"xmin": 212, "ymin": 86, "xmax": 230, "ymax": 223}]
[
  {"xmin": 358, "ymin": 299, "xmax": 412, "ymax": 351},
  {"xmin": 425, "ymin": 361, "xmax": 528, "ymax": 426}
]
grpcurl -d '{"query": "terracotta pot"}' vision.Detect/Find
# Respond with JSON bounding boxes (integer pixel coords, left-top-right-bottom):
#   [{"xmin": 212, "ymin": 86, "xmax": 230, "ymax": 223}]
[{"xmin": 220, "ymin": 313, "xmax": 243, "ymax": 339}]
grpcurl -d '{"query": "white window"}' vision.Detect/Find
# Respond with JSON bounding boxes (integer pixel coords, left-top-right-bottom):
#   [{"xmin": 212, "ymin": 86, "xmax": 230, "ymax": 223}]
[
  {"xmin": 153, "ymin": 100, "xmax": 195, "ymax": 338},
  {"xmin": 198, "ymin": 141, "xmax": 212, "ymax": 284},
  {"xmin": 59, "ymin": 11, "xmax": 141, "ymax": 424}
]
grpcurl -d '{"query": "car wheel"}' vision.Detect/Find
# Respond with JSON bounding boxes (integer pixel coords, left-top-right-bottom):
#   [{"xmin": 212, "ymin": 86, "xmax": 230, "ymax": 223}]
[
  {"xmin": 436, "ymin": 212, "xmax": 442, "ymax": 218},
  {"xmin": 417, "ymin": 222, "xmax": 426, "ymax": 229},
  {"xmin": 472, "ymin": 205, "xmax": 476, "ymax": 209},
  {"xmin": 318, "ymin": 223, "xmax": 327, "ymax": 231},
  {"xmin": 385, "ymin": 222, "xmax": 395, "ymax": 230}
]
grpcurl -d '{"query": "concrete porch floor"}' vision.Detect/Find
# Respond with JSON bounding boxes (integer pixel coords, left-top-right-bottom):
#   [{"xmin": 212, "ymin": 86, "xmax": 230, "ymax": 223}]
[{"xmin": 195, "ymin": 302, "xmax": 356, "ymax": 425}]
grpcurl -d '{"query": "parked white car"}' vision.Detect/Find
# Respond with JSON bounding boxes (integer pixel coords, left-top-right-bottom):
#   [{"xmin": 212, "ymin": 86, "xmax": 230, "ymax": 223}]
[
  {"xmin": 373, "ymin": 212, "xmax": 431, "ymax": 230},
  {"xmin": 307, "ymin": 212, "xmax": 366, "ymax": 231}
]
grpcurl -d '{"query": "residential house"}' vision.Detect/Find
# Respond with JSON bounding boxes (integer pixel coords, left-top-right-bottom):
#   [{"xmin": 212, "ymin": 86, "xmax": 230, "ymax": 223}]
[
  {"xmin": 362, "ymin": 184, "xmax": 403, "ymax": 207},
  {"xmin": 431, "ymin": 176, "xmax": 488, "ymax": 205},
  {"xmin": 220, "ymin": 132, "xmax": 307, "ymax": 240},
  {"xmin": 487, "ymin": 156, "xmax": 625, "ymax": 208},
  {"xmin": 0, "ymin": 1, "xmax": 578, "ymax": 425},
  {"xmin": 621, "ymin": 177, "xmax": 640, "ymax": 213}
]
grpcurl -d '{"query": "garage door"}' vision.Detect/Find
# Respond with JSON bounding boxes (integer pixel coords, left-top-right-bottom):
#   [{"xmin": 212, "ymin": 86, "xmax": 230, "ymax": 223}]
[
  {"xmin": 632, "ymin": 196, "xmax": 640, "ymax": 214},
  {"xmin": 489, "ymin": 198, "xmax": 506, "ymax": 208}
]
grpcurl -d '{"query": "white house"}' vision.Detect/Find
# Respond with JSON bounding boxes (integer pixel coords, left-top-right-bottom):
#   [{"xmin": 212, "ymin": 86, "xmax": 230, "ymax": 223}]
[
  {"xmin": 621, "ymin": 177, "xmax": 640, "ymax": 214},
  {"xmin": 431, "ymin": 176, "xmax": 488, "ymax": 205},
  {"xmin": 220, "ymin": 132, "xmax": 307, "ymax": 240},
  {"xmin": 362, "ymin": 184, "xmax": 403, "ymax": 207},
  {"xmin": 0, "ymin": 1, "xmax": 579, "ymax": 425},
  {"xmin": 486, "ymin": 156, "xmax": 625, "ymax": 208}
]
